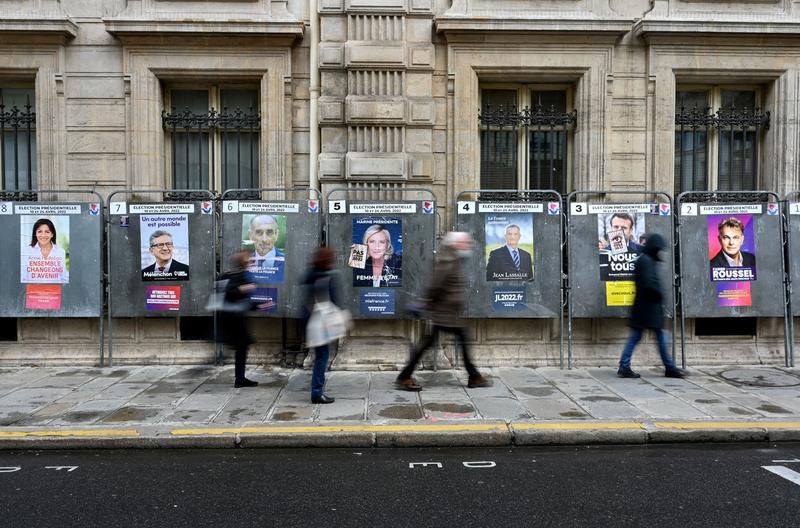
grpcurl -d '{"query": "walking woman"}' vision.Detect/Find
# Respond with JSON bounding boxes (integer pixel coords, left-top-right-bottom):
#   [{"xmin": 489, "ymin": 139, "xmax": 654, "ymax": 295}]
[
  {"xmin": 302, "ymin": 246, "xmax": 342, "ymax": 404},
  {"xmin": 219, "ymin": 250, "xmax": 259, "ymax": 388}
]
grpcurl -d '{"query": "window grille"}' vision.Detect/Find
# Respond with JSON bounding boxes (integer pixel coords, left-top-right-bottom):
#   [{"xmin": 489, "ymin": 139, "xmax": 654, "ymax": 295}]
[
  {"xmin": 0, "ymin": 88, "xmax": 36, "ymax": 198},
  {"xmin": 162, "ymin": 89, "xmax": 260, "ymax": 192},
  {"xmin": 675, "ymin": 90, "xmax": 769, "ymax": 195},
  {"xmin": 479, "ymin": 88, "xmax": 576, "ymax": 193}
]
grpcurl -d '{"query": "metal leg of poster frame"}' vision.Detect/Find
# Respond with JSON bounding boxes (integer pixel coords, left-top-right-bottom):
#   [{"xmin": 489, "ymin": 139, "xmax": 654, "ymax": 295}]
[
  {"xmin": 431, "ymin": 320, "xmax": 438, "ymax": 372},
  {"xmin": 281, "ymin": 317, "xmax": 288, "ymax": 366},
  {"xmin": 99, "ymin": 314, "xmax": 104, "ymax": 368},
  {"xmin": 566, "ymin": 291, "xmax": 573, "ymax": 370}
]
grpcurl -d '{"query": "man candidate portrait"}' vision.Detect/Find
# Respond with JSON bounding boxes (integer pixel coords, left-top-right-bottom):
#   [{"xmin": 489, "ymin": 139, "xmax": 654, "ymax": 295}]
[
  {"xmin": 485, "ymin": 224, "xmax": 533, "ymax": 281},
  {"xmin": 710, "ymin": 217, "xmax": 755, "ymax": 268},
  {"xmin": 598, "ymin": 212, "xmax": 644, "ymax": 254},
  {"xmin": 142, "ymin": 230, "xmax": 189, "ymax": 280},
  {"xmin": 246, "ymin": 215, "xmax": 285, "ymax": 275}
]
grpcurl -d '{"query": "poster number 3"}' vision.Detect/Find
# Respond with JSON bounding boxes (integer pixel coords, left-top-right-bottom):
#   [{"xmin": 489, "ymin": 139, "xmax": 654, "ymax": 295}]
[{"xmin": 570, "ymin": 202, "xmax": 587, "ymax": 215}]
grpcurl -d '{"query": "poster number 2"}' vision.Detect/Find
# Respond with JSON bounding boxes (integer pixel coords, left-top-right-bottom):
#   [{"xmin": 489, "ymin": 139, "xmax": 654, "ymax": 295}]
[{"xmin": 681, "ymin": 203, "xmax": 697, "ymax": 216}]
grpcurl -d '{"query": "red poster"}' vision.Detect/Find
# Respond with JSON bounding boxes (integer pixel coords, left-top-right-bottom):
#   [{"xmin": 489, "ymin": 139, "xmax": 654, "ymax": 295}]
[{"xmin": 25, "ymin": 284, "xmax": 62, "ymax": 310}]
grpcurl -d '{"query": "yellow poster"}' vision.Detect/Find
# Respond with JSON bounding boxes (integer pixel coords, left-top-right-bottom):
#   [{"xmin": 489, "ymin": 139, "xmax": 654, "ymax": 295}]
[{"xmin": 606, "ymin": 281, "xmax": 636, "ymax": 306}]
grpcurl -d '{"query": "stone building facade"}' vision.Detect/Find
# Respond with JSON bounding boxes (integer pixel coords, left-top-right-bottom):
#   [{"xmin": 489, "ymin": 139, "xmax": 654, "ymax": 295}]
[{"xmin": 1, "ymin": 0, "xmax": 798, "ymax": 366}]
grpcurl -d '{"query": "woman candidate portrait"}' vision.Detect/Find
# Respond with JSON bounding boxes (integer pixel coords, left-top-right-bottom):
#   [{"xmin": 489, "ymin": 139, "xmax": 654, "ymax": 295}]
[
  {"xmin": 21, "ymin": 217, "xmax": 69, "ymax": 284},
  {"xmin": 352, "ymin": 224, "xmax": 402, "ymax": 287}
]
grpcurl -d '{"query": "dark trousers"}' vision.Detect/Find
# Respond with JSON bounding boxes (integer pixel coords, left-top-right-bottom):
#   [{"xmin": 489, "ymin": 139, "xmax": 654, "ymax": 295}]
[
  {"xmin": 399, "ymin": 325, "xmax": 479, "ymax": 379},
  {"xmin": 311, "ymin": 344, "xmax": 330, "ymax": 397},
  {"xmin": 234, "ymin": 343, "xmax": 248, "ymax": 381}
]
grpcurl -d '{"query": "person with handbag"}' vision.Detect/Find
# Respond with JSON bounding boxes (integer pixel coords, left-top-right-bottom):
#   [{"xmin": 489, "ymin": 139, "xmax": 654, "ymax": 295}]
[
  {"xmin": 219, "ymin": 250, "xmax": 260, "ymax": 388},
  {"xmin": 302, "ymin": 246, "xmax": 348, "ymax": 404}
]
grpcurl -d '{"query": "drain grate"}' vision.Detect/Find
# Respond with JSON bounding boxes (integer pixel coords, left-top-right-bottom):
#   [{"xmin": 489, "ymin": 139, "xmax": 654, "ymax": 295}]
[{"xmin": 718, "ymin": 368, "xmax": 800, "ymax": 388}]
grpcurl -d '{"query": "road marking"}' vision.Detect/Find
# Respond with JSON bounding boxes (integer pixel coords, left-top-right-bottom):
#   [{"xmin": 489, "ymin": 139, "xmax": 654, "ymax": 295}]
[
  {"xmin": 772, "ymin": 459, "xmax": 800, "ymax": 463},
  {"xmin": 0, "ymin": 429, "xmax": 139, "ymax": 438},
  {"xmin": 45, "ymin": 466, "xmax": 78, "ymax": 472},
  {"xmin": 762, "ymin": 466, "xmax": 800, "ymax": 487},
  {"xmin": 654, "ymin": 421, "xmax": 800, "ymax": 430}
]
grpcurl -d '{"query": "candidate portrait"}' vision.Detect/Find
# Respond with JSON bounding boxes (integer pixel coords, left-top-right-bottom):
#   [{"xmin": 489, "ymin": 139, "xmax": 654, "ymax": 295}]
[
  {"xmin": 710, "ymin": 217, "xmax": 755, "ymax": 269},
  {"xmin": 485, "ymin": 224, "xmax": 533, "ymax": 281},
  {"xmin": 142, "ymin": 230, "xmax": 190, "ymax": 281}
]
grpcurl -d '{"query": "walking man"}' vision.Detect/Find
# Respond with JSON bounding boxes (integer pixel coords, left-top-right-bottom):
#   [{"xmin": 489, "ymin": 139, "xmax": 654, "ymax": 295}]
[
  {"xmin": 395, "ymin": 231, "xmax": 490, "ymax": 391},
  {"xmin": 618, "ymin": 233, "xmax": 687, "ymax": 379}
]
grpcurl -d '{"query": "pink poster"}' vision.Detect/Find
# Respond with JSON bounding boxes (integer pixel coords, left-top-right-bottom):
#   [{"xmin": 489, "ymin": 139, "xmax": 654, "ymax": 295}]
[
  {"xmin": 25, "ymin": 284, "xmax": 62, "ymax": 310},
  {"xmin": 707, "ymin": 214, "xmax": 756, "ymax": 307},
  {"xmin": 145, "ymin": 286, "xmax": 181, "ymax": 311}
]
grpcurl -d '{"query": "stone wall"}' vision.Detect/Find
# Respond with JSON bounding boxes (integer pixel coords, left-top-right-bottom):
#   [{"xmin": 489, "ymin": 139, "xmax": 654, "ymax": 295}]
[{"xmin": 0, "ymin": 1, "xmax": 797, "ymax": 367}]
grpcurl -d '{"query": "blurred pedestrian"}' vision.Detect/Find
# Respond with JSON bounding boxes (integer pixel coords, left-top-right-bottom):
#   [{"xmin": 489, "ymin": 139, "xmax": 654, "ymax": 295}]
[
  {"xmin": 618, "ymin": 233, "xmax": 687, "ymax": 379},
  {"xmin": 396, "ymin": 232, "xmax": 490, "ymax": 391},
  {"xmin": 302, "ymin": 246, "xmax": 344, "ymax": 404},
  {"xmin": 219, "ymin": 250, "xmax": 260, "ymax": 388}
]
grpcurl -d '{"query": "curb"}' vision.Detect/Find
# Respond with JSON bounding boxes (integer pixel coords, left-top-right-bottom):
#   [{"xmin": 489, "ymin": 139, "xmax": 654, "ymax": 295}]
[{"xmin": 1, "ymin": 421, "xmax": 799, "ymax": 449}]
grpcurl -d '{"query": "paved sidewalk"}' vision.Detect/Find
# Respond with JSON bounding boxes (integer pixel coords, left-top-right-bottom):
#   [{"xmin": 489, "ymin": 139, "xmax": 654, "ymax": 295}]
[{"xmin": 0, "ymin": 364, "xmax": 799, "ymax": 448}]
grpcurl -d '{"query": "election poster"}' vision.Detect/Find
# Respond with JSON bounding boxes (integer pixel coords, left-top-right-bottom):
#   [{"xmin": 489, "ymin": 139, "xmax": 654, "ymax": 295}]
[
  {"xmin": 484, "ymin": 214, "xmax": 534, "ymax": 282},
  {"xmin": 350, "ymin": 217, "xmax": 402, "ymax": 287},
  {"xmin": 20, "ymin": 215, "xmax": 70, "ymax": 284},
  {"xmin": 708, "ymin": 214, "xmax": 756, "ymax": 307},
  {"xmin": 597, "ymin": 211, "xmax": 646, "ymax": 281},
  {"xmin": 241, "ymin": 213, "xmax": 286, "ymax": 284},
  {"xmin": 140, "ymin": 214, "xmax": 190, "ymax": 281}
]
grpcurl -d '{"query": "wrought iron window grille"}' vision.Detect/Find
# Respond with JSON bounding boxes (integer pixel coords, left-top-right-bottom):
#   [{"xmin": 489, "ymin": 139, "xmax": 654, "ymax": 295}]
[
  {"xmin": 0, "ymin": 96, "xmax": 37, "ymax": 200},
  {"xmin": 478, "ymin": 103, "xmax": 578, "ymax": 130},
  {"xmin": 674, "ymin": 101, "xmax": 769, "ymax": 194},
  {"xmin": 161, "ymin": 105, "xmax": 261, "ymax": 197},
  {"xmin": 675, "ymin": 102, "xmax": 769, "ymax": 131}
]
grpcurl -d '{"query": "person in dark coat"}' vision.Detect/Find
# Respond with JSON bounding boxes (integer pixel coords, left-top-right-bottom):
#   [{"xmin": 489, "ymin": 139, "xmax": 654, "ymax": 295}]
[
  {"xmin": 219, "ymin": 250, "xmax": 260, "ymax": 388},
  {"xmin": 302, "ymin": 246, "xmax": 341, "ymax": 404},
  {"xmin": 395, "ymin": 232, "xmax": 490, "ymax": 391},
  {"xmin": 618, "ymin": 233, "xmax": 687, "ymax": 379}
]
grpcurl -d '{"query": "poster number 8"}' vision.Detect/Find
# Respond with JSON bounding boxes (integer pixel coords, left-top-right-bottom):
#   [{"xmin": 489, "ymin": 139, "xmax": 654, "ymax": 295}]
[{"xmin": 0, "ymin": 202, "xmax": 10, "ymax": 215}]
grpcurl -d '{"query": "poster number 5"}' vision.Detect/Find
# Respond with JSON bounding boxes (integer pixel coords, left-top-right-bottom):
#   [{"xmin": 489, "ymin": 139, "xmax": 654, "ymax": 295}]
[{"xmin": 329, "ymin": 200, "xmax": 346, "ymax": 214}]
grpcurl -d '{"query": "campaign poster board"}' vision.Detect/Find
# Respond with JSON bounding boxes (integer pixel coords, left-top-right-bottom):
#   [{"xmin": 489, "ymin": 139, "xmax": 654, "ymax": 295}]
[
  {"xmin": 456, "ymin": 200, "xmax": 562, "ymax": 318},
  {"xmin": 220, "ymin": 199, "xmax": 322, "ymax": 318},
  {"xmin": 786, "ymin": 201, "xmax": 800, "ymax": 316},
  {"xmin": 326, "ymin": 199, "xmax": 435, "ymax": 319},
  {"xmin": 679, "ymin": 202, "xmax": 783, "ymax": 318},
  {"xmin": 568, "ymin": 202, "xmax": 674, "ymax": 318},
  {"xmin": 108, "ymin": 201, "xmax": 215, "ymax": 317},
  {"xmin": 0, "ymin": 201, "xmax": 103, "ymax": 317}
]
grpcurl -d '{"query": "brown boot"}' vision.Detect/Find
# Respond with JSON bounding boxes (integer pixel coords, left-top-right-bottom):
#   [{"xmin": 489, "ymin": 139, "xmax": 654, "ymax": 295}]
[
  {"xmin": 467, "ymin": 374, "xmax": 492, "ymax": 388},
  {"xmin": 395, "ymin": 376, "xmax": 422, "ymax": 392}
]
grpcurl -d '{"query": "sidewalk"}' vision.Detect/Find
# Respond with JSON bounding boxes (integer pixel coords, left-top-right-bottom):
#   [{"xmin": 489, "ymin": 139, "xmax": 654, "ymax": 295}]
[{"xmin": 0, "ymin": 364, "xmax": 799, "ymax": 449}]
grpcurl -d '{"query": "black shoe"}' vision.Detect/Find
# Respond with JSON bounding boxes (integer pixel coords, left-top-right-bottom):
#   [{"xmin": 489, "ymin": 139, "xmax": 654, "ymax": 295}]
[
  {"xmin": 234, "ymin": 378, "xmax": 259, "ymax": 388},
  {"xmin": 311, "ymin": 394, "xmax": 335, "ymax": 404},
  {"xmin": 617, "ymin": 368, "xmax": 641, "ymax": 378},
  {"xmin": 467, "ymin": 375, "xmax": 492, "ymax": 388},
  {"xmin": 665, "ymin": 368, "xmax": 688, "ymax": 379}
]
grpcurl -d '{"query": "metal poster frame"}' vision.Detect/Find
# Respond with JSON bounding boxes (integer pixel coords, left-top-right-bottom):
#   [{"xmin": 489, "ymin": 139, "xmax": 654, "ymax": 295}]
[
  {"xmin": 781, "ymin": 191, "xmax": 800, "ymax": 367},
  {"xmin": 324, "ymin": 186, "xmax": 438, "ymax": 366},
  {"xmin": 455, "ymin": 189, "xmax": 565, "ymax": 368},
  {"xmin": 220, "ymin": 187, "xmax": 321, "ymax": 366},
  {"xmin": 0, "ymin": 189, "xmax": 106, "ymax": 363},
  {"xmin": 566, "ymin": 190, "xmax": 677, "ymax": 369},
  {"xmin": 105, "ymin": 189, "xmax": 216, "ymax": 367},
  {"xmin": 677, "ymin": 191, "xmax": 791, "ymax": 368}
]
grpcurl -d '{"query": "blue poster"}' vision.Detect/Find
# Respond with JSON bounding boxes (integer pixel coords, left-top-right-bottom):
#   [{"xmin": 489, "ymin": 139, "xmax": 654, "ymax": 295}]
[
  {"xmin": 491, "ymin": 288, "xmax": 527, "ymax": 312},
  {"xmin": 360, "ymin": 290, "xmax": 395, "ymax": 316},
  {"xmin": 252, "ymin": 287, "xmax": 278, "ymax": 314},
  {"xmin": 242, "ymin": 214, "xmax": 286, "ymax": 284}
]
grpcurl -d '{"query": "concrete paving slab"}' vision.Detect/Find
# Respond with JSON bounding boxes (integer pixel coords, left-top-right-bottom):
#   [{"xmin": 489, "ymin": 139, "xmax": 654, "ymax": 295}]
[
  {"xmin": 422, "ymin": 400, "xmax": 478, "ymax": 420},
  {"xmin": 471, "ymin": 397, "xmax": 531, "ymax": 420},
  {"xmin": 323, "ymin": 372, "xmax": 370, "ymax": 398},
  {"xmin": 520, "ymin": 398, "xmax": 590, "ymax": 420},
  {"xmin": 174, "ymin": 393, "xmax": 232, "ymax": 412},
  {"xmin": 268, "ymin": 405, "xmax": 314, "ymax": 422},
  {"xmin": 95, "ymin": 382, "xmax": 152, "ymax": 400},
  {"xmin": 367, "ymin": 403, "xmax": 424, "ymax": 420},
  {"xmin": 119, "ymin": 366, "xmax": 179, "ymax": 383},
  {"xmin": 101, "ymin": 406, "xmax": 163, "ymax": 423},
  {"xmin": 316, "ymin": 398, "xmax": 366, "ymax": 421},
  {"xmin": 0, "ymin": 388, "xmax": 73, "ymax": 407}
]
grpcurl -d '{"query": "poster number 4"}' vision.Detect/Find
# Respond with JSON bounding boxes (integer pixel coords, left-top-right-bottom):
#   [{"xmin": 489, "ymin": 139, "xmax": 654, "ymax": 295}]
[
  {"xmin": 681, "ymin": 203, "xmax": 697, "ymax": 216},
  {"xmin": 457, "ymin": 201, "xmax": 475, "ymax": 215}
]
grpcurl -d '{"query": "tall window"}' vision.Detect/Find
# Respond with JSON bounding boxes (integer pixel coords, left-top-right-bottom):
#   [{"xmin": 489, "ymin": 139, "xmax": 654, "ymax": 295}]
[
  {"xmin": 675, "ymin": 87, "xmax": 768, "ymax": 195},
  {"xmin": 0, "ymin": 87, "xmax": 36, "ymax": 192},
  {"xmin": 162, "ymin": 86, "xmax": 260, "ymax": 191},
  {"xmin": 479, "ymin": 85, "xmax": 576, "ymax": 193}
]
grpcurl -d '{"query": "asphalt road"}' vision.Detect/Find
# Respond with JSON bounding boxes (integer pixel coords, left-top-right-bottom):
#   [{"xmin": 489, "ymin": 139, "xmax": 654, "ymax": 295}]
[{"xmin": 1, "ymin": 444, "xmax": 799, "ymax": 527}]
